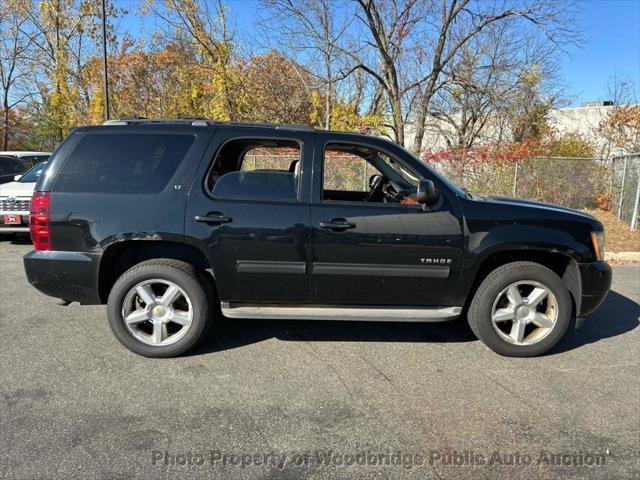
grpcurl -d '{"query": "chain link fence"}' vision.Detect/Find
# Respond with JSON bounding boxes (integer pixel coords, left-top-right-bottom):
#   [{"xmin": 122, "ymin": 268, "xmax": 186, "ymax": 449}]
[
  {"xmin": 431, "ymin": 155, "xmax": 640, "ymax": 230},
  {"xmin": 611, "ymin": 154, "xmax": 640, "ymax": 230},
  {"xmin": 244, "ymin": 151, "xmax": 640, "ymax": 231}
]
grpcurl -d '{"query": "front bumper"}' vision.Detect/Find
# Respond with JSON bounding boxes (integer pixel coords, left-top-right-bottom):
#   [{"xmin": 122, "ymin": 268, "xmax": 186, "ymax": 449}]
[
  {"xmin": 23, "ymin": 250, "xmax": 102, "ymax": 304},
  {"xmin": 577, "ymin": 261, "xmax": 612, "ymax": 317}
]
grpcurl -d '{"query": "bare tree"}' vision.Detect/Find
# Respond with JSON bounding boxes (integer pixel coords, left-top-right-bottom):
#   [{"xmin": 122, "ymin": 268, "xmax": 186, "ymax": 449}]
[
  {"xmin": 596, "ymin": 75, "xmax": 639, "ymax": 157},
  {"xmin": 0, "ymin": 1, "xmax": 35, "ymax": 149},
  {"xmin": 331, "ymin": 0, "xmax": 576, "ymax": 151},
  {"xmin": 347, "ymin": 0, "xmax": 425, "ymax": 145},
  {"xmin": 258, "ymin": 0, "xmax": 357, "ymax": 129},
  {"xmin": 428, "ymin": 18, "xmax": 564, "ymax": 149}
]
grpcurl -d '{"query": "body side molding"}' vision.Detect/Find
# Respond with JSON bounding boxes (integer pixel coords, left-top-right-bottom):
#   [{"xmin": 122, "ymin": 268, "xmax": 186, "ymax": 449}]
[
  {"xmin": 236, "ymin": 260, "xmax": 307, "ymax": 274},
  {"xmin": 312, "ymin": 262, "xmax": 450, "ymax": 278}
]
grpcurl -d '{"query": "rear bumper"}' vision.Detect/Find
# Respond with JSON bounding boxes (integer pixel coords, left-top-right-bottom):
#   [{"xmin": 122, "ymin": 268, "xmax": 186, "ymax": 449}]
[
  {"xmin": 577, "ymin": 261, "xmax": 612, "ymax": 317},
  {"xmin": 23, "ymin": 250, "xmax": 102, "ymax": 304}
]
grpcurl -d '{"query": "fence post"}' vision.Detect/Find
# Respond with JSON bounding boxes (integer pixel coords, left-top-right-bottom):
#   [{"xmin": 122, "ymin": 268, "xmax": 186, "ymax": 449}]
[
  {"xmin": 617, "ymin": 156, "xmax": 628, "ymax": 219},
  {"xmin": 631, "ymin": 176, "xmax": 640, "ymax": 231},
  {"xmin": 512, "ymin": 161, "xmax": 519, "ymax": 197},
  {"xmin": 608, "ymin": 157, "xmax": 615, "ymax": 195},
  {"xmin": 363, "ymin": 162, "xmax": 368, "ymax": 190}
]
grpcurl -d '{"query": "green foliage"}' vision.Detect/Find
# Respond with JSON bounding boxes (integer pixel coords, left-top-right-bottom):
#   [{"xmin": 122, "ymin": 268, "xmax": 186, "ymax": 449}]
[{"xmin": 546, "ymin": 132, "xmax": 594, "ymax": 158}]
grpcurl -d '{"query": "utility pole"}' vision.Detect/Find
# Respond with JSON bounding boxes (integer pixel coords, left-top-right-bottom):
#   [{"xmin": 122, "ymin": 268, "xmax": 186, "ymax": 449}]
[{"xmin": 101, "ymin": 0, "xmax": 110, "ymax": 121}]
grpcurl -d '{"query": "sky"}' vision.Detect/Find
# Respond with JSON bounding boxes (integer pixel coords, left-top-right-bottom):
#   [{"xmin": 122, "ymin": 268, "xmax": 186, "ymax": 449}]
[
  {"xmin": 117, "ymin": 0, "xmax": 640, "ymax": 107},
  {"xmin": 561, "ymin": 0, "xmax": 640, "ymax": 105}
]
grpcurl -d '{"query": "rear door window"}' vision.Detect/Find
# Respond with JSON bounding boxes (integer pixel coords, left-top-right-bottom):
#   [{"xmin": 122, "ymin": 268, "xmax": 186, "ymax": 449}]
[
  {"xmin": 54, "ymin": 133, "xmax": 195, "ymax": 193},
  {"xmin": 206, "ymin": 139, "xmax": 301, "ymax": 202}
]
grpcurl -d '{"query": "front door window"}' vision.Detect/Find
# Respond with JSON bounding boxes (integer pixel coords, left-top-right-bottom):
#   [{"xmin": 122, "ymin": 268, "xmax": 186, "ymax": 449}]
[{"xmin": 322, "ymin": 143, "xmax": 420, "ymax": 205}]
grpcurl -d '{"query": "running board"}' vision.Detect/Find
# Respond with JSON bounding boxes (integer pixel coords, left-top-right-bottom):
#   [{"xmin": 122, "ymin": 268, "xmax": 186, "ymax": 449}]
[{"xmin": 220, "ymin": 303, "xmax": 461, "ymax": 322}]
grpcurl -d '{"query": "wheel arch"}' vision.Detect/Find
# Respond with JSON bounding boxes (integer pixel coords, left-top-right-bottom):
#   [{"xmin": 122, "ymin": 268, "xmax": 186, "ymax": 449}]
[
  {"xmin": 463, "ymin": 249, "xmax": 581, "ymax": 317},
  {"xmin": 97, "ymin": 240, "xmax": 218, "ymax": 303}
]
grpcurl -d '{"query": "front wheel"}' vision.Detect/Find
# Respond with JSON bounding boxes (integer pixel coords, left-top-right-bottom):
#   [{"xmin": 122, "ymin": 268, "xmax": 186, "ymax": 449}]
[
  {"xmin": 468, "ymin": 261, "xmax": 572, "ymax": 357},
  {"xmin": 107, "ymin": 259, "xmax": 213, "ymax": 357}
]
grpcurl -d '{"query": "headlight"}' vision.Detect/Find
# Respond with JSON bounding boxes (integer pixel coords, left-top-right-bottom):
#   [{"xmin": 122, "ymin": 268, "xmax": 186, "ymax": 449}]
[{"xmin": 590, "ymin": 231, "xmax": 605, "ymax": 261}]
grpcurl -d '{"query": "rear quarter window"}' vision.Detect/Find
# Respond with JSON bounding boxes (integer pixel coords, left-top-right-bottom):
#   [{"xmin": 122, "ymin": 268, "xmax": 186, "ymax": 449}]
[{"xmin": 54, "ymin": 132, "xmax": 195, "ymax": 193}]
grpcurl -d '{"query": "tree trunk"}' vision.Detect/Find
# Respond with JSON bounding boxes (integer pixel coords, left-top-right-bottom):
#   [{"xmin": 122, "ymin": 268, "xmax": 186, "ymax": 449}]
[
  {"xmin": 411, "ymin": 105, "xmax": 426, "ymax": 154},
  {"xmin": 390, "ymin": 93, "xmax": 404, "ymax": 147},
  {"xmin": 411, "ymin": 75, "xmax": 440, "ymax": 153},
  {"xmin": 325, "ymin": 78, "xmax": 332, "ymax": 130},
  {"xmin": 2, "ymin": 93, "xmax": 9, "ymax": 150}
]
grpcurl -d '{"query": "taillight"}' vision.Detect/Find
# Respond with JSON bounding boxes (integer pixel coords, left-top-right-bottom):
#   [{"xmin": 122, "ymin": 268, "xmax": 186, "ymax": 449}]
[{"xmin": 30, "ymin": 191, "xmax": 51, "ymax": 251}]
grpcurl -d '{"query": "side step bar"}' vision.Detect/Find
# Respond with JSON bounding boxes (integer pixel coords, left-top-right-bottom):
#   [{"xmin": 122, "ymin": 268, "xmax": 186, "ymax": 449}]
[{"xmin": 220, "ymin": 302, "xmax": 461, "ymax": 322}]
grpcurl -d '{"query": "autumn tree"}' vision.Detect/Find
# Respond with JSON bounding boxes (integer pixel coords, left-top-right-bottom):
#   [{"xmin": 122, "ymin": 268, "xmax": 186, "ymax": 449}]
[
  {"xmin": 11, "ymin": 0, "xmax": 111, "ymax": 142},
  {"xmin": 598, "ymin": 105, "xmax": 640, "ymax": 155},
  {"xmin": 144, "ymin": 0, "xmax": 250, "ymax": 121},
  {"xmin": 244, "ymin": 51, "xmax": 313, "ymax": 124}
]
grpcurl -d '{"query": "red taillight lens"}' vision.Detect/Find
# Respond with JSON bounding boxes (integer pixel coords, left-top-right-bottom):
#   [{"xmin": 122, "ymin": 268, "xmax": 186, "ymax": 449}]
[{"xmin": 29, "ymin": 191, "xmax": 51, "ymax": 251}]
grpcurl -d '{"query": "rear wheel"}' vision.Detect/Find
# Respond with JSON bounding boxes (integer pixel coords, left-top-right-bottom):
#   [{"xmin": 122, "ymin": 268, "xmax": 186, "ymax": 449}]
[
  {"xmin": 107, "ymin": 259, "xmax": 213, "ymax": 357},
  {"xmin": 468, "ymin": 261, "xmax": 572, "ymax": 357}
]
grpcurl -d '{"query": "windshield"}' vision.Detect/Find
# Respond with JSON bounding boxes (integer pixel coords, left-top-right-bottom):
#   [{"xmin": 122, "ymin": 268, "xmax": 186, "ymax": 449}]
[{"xmin": 19, "ymin": 162, "xmax": 47, "ymax": 183}]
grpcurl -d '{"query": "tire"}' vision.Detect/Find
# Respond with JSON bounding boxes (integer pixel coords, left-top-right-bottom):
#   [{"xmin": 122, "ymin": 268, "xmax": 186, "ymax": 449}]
[
  {"xmin": 468, "ymin": 261, "xmax": 572, "ymax": 357},
  {"xmin": 107, "ymin": 259, "xmax": 214, "ymax": 357}
]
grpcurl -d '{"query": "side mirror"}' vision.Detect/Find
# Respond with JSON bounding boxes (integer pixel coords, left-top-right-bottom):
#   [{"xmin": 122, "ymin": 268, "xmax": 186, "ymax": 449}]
[
  {"xmin": 13, "ymin": 175, "xmax": 22, "ymax": 182},
  {"xmin": 416, "ymin": 179, "xmax": 439, "ymax": 206}
]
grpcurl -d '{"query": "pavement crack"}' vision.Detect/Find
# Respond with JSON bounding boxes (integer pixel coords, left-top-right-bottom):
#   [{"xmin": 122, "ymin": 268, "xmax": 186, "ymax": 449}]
[
  {"xmin": 357, "ymin": 353, "xmax": 394, "ymax": 384},
  {"xmin": 286, "ymin": 325, "xmax": 356, "ymax": 400}
]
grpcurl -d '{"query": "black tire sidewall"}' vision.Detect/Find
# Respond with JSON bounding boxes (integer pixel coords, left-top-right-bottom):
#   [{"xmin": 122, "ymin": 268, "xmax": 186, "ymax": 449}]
[
  {"xmin": 107, "ymin": 261, "xmax": 210, "ymax": 357},
  {"xmin": 469, "ymin": 262, "xmax": 572, "ymax": 357}
]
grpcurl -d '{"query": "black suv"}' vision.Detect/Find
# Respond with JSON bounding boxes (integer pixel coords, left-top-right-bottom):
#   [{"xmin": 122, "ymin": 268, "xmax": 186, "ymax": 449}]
[{"xmin": 24, "ymin": 119, "xmax": 611, "ymax": 357}]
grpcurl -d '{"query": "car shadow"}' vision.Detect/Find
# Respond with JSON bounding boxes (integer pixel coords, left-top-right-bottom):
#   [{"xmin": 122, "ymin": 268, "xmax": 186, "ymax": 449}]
[
  {"xmin": 191, "ymin": 316, "xmax": 478, "ymax": 356},
  {"xmin": 191, "ymin": 290, "xmax": 639, "ymax": 357},
  {"xmin": 549, "ymin": 290, "xmax": 640, "ymax": 354},
  {"xmin": 4, "ymin": 234, "xmax": 31, "ymax": 245}
]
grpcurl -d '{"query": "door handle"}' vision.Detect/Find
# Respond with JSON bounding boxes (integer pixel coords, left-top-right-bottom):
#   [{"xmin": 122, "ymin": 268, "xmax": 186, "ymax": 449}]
[
  {"xmin": 194, "ymin": 213, "xmax": 232, "ymax": 225},
  {"xmin": 318, "ymin": 218, "xmax": 356, "ymax": 231}
]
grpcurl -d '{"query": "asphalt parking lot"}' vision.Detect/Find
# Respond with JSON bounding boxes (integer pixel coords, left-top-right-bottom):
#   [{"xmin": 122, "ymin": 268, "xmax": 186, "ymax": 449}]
[{"xmin": 0, "ymin": 238, "xmax": 638, "ymax": 480}]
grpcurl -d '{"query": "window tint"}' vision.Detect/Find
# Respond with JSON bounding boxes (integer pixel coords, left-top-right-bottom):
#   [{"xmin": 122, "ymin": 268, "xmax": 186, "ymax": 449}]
[
  {"xmin": 55, "ymin": 133, "xmax": 195, "ymax": 193},
  {"xmin": 207, "ymin": 139, "xmax": 301, "ymax": 201},
  {"xmin": 0, "ymin": 157, "xmax": 25, "ymax": 175}
]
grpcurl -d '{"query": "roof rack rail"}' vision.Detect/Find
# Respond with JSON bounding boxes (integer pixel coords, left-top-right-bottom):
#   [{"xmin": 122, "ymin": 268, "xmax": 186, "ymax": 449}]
[
  {"xmin": 103, "ymin": 118, "xmax": 209, "ymax": 127},
  {"xmin": 275, "ymin": 124, "xmax": 315, "ymax": 132},
  {"xmin": 101, "ymin": 118, "xmax": 317, "ymax": 131}
]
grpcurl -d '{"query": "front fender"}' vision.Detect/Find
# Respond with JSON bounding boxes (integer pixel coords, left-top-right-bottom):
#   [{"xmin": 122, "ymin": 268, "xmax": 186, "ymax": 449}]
[{"xmin": 468, "ymin": 224, "xmax": 590, "ymax": 264}]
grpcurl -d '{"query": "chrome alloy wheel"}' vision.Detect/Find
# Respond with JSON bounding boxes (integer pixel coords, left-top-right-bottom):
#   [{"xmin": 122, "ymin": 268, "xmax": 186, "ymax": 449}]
[
  {"xmin": 121, "ymin": 279, "xmax": 193, "ymax": 347},
  {"xmin": 491, "ymin": 281, "xmax": 559, "ymax": 346}
]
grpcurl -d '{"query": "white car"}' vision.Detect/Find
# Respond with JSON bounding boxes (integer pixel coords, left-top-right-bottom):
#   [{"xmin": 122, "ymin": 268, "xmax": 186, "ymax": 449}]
[
  {"xmin": 0, "ymin": 151, "xmax": 50, "ymax": 184},
  {"xmin": 0, "ymin": 151, "xmax": 50, "ymax": 165},
  {"xmin": 0, "ymin": 162, "xmax": 47, "ymax": 234}
]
